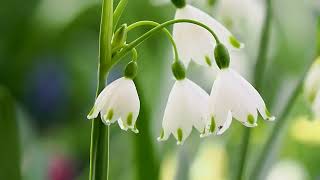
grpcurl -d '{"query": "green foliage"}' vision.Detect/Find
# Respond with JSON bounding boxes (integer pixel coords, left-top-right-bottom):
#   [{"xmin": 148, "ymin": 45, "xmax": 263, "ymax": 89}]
[{"xmin": 0, "ymin": 87, "xmax": 21, "ymax": 180}]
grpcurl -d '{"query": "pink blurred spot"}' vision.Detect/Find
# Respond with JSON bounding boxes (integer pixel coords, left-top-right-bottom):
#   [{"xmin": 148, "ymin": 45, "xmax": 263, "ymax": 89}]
[{"xmin": 48, "ymin": 155, "xmax": 75, "ymax": 180}]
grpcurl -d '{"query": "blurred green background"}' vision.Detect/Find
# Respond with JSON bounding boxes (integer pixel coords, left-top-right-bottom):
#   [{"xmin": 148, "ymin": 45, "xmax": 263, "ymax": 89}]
[{"xmin": 0, "ymin": 0, "xmax": 319, "ymax": 180}]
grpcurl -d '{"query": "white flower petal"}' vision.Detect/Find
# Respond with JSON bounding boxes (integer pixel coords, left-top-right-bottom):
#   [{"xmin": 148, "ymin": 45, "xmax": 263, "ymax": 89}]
[
  {"xmin": 173, "ymin": 5, "xmax": 243, "ymax": 67},
  {"xmin": 87, "ymin": 78, "xmax": 123, "ymax": 119},
  {"xmin": 158, "ymin": 78, "xmax": 209, "ymax": 144},
  {"xmin": 87, "ymin": 77, "xmax": 140, "ymax": 133},
  {"xmin": 207, "ymin": 68, "xmax": 274, "ymax": 134}
]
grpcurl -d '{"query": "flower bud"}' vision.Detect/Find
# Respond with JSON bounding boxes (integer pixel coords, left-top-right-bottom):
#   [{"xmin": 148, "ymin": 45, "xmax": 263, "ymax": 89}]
[
  {"xmin": 124, "ymin": 61, "xmax": 138, "ymax": 79},
  {"xmin": 214, "ymin": 43, "xmax": 230, "ymax": 69},
  {"xmin": 112, "ymin": 24, "xmax": 127, "ymax": 50},
  {"xmin": 171, "ymin": 60, "xmax": 186, "ymax": 80},
  {"xmin": 171, "ymin": 0, "xmax": 186, "ymax": 8}
]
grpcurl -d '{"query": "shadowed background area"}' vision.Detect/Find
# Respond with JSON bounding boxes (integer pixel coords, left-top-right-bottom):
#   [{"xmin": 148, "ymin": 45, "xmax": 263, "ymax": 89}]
[{"xmin": 0, "ymin": 0, "xmax": 319, "ymax": 180}]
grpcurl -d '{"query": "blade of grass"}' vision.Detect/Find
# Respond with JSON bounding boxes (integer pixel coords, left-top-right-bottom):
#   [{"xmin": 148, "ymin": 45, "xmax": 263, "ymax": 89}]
[{"xmin": 0, "ymin": 86, "xmax": 21, "ymax": 180}]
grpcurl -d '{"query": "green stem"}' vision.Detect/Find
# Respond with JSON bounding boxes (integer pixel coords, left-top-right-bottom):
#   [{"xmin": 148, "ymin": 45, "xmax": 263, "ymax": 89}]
[
  {"xmin": 89, "ymin": 0, "xmax": 113, "ymax": 180},
  {"xmin": 113, "ymin": 0, "xmax": 128, "ymax": 30},
  {"xmin": 254, "ymin": 0, "xmax": 272, "ymax": 89},
  {"xmin": 127, "ymin": 21, "xmax": 180, "ymax": 61},
  {"xmin": 250, "ymin": 17, "xmax": 320, "ymax": 180},
  {"xmin": 0, "ymin": 87, "xmax": 21, "ymax": 180},
  {"xmin": 112, "ymin": 19, "xmax": 221, "ymax": 64},
  {"xmin": 236, "ymin": 0, "xmax": 272, "ymax": 179},
  {"xmin": 249, "ymin": 66, "xmax": 311, "ymax": 179}
]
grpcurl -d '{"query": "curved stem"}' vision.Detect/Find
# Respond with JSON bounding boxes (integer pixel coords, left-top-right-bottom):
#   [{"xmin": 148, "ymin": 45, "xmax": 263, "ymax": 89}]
[
  {"xmin": 131, "ymin": 48, "xmax": 138, "ymax": 61},
  {"xmin": 89, "ymin": 0, "xmax": 113, "ymax": 180},
  {"xmin": 236, "ymin": 0, "xmax": 272, "ymax": 179},
  {"xmin": 112, "ymin": 19, "xmax": 220, "ymax": 64},
  {"xmin": 127, "ymin": 21, "xmax": 180, "ymax": 61}
]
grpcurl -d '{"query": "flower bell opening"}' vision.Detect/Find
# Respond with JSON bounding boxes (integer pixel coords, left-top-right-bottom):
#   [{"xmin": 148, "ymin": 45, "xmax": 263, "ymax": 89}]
[
  {"xmin": 171, "ymin": 60, "xmax": 186, "ymax": 80},
  {"xmin": 214, "ymin": 43, "xmax": 230, "ymax": 69},
  {"xmin": 171, "ymin": 0, "xmax": 186, "ymax": 8}
]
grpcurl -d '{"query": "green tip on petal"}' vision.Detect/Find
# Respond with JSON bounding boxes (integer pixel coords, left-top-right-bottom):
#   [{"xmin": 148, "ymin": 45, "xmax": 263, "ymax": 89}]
[
  {"xmin": 177, "ymin": 128, "xmax": 183, "ymax": 144},
  {"xmin": 265, "ymin": 108, "xmax": 271, "ymax": 118},
  {"xmin": 229, "ymin": 36, "xmax": 242, "ymax": 49},
  {"xmin": 126, "ymin": 112, "xmax": 133, "ymax": 126},
  {"xmin": 87, "ymin": 107, "xmax": 95, "ymax": 119},
  {"xmin": 102, "ymin": 115, "xmax": 112, "ymax": 125},
  {"xmin": 205, "ymin": 56, "xmax": 212, "ymax": 67},
  {"xmin": 209, "ymin": 116, "xmax": 216, "ymax": 133},
  {"xmin": 107, "ymin": 109, "xmax": 114, "ymax": 120},
  {"xmin": 200, "ymin": 128, "xmax": 207, "ymax": 138},
  {"xmin": 131, "ymin": 127, "xmax": 139, "ymax": 134},
  {"xmin": 160, "ymin": 128, "xmax": 164, "ymax": 139},
  {"xmin": 247, "ymin": 114, "xmax": 255, "ymax": 125},
  {"xmin": 265, "ymin": 108, "xmax": 276, "ymax": 121}
]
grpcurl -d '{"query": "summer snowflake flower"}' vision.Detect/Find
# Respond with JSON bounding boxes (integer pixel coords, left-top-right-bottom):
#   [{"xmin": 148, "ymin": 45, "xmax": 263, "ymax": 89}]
[
  {"xmin": 206, "ymin": 68, "xmax": 275, "ymax": 135},
  {"xmin": 158, "ymin": 61, "xmax": 209, "ymax": 144},
  {"xmin": 87, "ymin": 77, "xmax": 140, "ymax": 133},
  {"xmin": 173, "ymin": 4, "xmax": 244, "ymax": 67},
  {"xmin": 304, "ymin": 57, "xmax": 320, "ymax": 103}
]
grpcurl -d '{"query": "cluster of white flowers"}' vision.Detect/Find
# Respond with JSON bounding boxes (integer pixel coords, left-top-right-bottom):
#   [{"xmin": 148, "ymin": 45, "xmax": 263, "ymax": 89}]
[
  {"xmin": 304, "ymin": 57, "xmax": 320, "ymax": 118},
  {"xmin": 87, "ymin": 1, "xmax": 275, "ymax": 145}
]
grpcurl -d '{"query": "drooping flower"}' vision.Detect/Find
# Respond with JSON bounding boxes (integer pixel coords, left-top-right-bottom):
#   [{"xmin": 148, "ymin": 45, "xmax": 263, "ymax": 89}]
[
  {"xmin": 158, "ymin": 61, "xmax": 209, "ymax": 144},
  {"xmin": 87, "ymin": 62, "xmax": 140, "ymax": 133},
  {"xmin": 206, "ymin": 68, "xmax": 275, "ymax": 135},
  {"xmin": 304, "ymin": 57, "xmax": 320, "ymax": 103},
  {"xmin": 205, "ymin": 44, "xmax": 274, "ymax": 135},
  {"xmin": 172, "ymin": 4, "xmax": 244, "ymax": 67}
]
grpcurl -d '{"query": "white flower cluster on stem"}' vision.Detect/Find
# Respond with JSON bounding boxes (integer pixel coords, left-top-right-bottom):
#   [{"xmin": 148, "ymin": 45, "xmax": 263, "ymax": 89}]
[
  {"xmin": 157, "ymin": 2, "xmax": 274, "ymax": 145},
  {"xmin": 87, "ymin": 0, "xmax": 275, "ymax": 145}
]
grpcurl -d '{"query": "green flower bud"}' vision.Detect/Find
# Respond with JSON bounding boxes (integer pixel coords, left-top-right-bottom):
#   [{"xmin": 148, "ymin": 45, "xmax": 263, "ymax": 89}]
[
  {"xmin": 112, "ymin": 24, "xmax": 127, "ymax": 50},
  {"xmin": 171, "ymin": 0, "xmax": 186, "ymax": 8},
  {"xmin": 171, "ymin": 60, "xmax": 186, "ymax": 80},
  {"xmin": 214, "ymin": 43, "xmax": 230, "ymax": 69},
  {"xmin": 124, "ymin": 61, "xmax": 138, "ymax": 79}
]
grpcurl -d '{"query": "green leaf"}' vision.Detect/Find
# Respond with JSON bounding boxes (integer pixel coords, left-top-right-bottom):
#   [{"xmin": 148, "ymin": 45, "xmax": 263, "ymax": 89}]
[{"xmin": 0, "ymin": 87, "xmax": 21, "ymax": 180}]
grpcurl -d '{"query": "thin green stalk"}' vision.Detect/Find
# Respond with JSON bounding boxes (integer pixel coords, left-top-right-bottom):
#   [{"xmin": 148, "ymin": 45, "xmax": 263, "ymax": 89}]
[
  {"xmin": 236, "ymin": 0, "xmax": 272, "ymax": 179},
  {"xmin": 127, "ymin": 21, "xmax": 179, "ymax": 61},
  {"xmin": 112, "ymin": 19, "xmax": 221, "ymax": 64},
  {"xmin": 89, "ymin": 0, "xmax": 113, "ymax": 180},
  {"xmin": 249, "ymin": 66, "xmax": 311, "ymax": 179},
  {"xmin": 133, "ymin": 80, "xmax": 159, "ymax": 180},
  {"xmin": 113, "ymin": 0, "xmax": 128, "ymax": 30},
  {"xmin": 250, "ymin": 17, "xmax": 320, "ymax": 180}
]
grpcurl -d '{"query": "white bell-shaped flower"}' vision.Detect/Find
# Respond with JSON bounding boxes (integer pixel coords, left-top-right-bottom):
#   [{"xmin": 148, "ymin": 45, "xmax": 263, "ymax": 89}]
[
  {"xmin": 158, "ymin": 78, "xmax": 209, "ymax": 145},
  {"xmin": 312, "ymin": 90, "xmax": 320, "ymax": 119},
  {"xmin": 304, "ymin": 57, "xmax": 320, "ymax": 103},
  {"xmin": 206, "ymin": 68, "xmax": 275, "ymax": 135},
  {"xmin": 87, "ymin": 77, "xmax": 140, "ymax": 133},
  {"xmin": 173, "ymin": 4, "xmax": 244, "ymax": 67}
]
